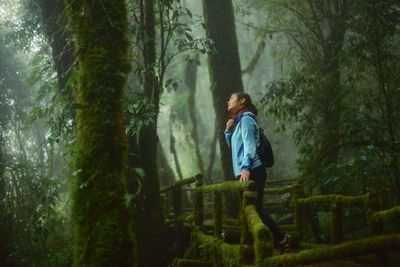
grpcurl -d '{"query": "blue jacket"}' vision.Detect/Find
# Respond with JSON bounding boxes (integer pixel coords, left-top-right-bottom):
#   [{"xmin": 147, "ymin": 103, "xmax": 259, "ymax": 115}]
[{"xmin": 224, "ymin": 111, "xmax": 262, "ymax": 178}]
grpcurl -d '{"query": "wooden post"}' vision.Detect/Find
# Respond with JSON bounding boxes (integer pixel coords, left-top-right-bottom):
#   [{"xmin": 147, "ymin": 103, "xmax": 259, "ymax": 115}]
[
  {"xmin": 194, "ymin": 174, "xmax": 204, "ymax": 228},
  {"xmin": 173, "ymin": 186, "xmax": 183, "ymax": 222},
  {"xmin": 240, "ymin": 182, "xmax": 258, "ymax": 263},
  {"xmin": 331, "ymin": 198, "xmax": 343, "ymax": 244},
  {"xmin": 369, "ymin": 202, "xmax": 387, "ymax": 265},
  {"xmin": 192, "ymin": 174, "xmax": 203, "ymax": 259},
  {"xmin": 295, "ymin": 201, "xmax": 305, "ymax": 241},
  {"xmin": 173, "ymin": 186, "xmax": 183, "ymax": 256},
  {"xmin": 213, "ymin": 191, "xmax": 222, "ymax": 239},
  {"xmin": 294, "ymin": 185, "xmax": 306, "ymax": 241},
  {"xmin": 160, "ymin": 193, "xmax": 168, "ymax": 219}
]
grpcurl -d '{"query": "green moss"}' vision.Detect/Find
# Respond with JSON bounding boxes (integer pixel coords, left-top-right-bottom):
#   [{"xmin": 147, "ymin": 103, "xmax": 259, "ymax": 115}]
[
  {"xmin": 370, "ymin": 205, "xmax": 400, "ymax": 225},
  {"xmin": 65, "ymin": 0, "xmax": 135, "ymax": 266},
  {"xmin": 296, "ymin": 194, "xmax": 369, "ymax": 207},
  {"xmin": 369, "ymin": 205, "xmax": 400, "ymax": 235},
  {"xmin": 264, "ymin": 234, "xmax": 400, "ymax": 267},
  {"xmin": 245, "ymin": 205, "xmax": 273, "ymax": 266},
  {"xmin": 199, "ymin": 180, "xmax": 252, "ymax": 193},
  {"xmin": 195, "ymin": 231, "xmax": 241, "ymax": 267}
]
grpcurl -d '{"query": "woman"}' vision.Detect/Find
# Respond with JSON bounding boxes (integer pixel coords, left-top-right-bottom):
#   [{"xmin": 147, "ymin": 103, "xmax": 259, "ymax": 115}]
[{"xmin": 224, "ymin": 92, "xmax": 291, "ymax": 253}]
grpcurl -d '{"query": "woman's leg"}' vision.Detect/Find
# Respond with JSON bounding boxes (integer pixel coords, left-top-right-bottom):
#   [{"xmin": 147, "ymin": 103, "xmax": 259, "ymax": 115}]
[{"xmin": 250, "ymin": 166, "xmax": 285, "ymax": 242}]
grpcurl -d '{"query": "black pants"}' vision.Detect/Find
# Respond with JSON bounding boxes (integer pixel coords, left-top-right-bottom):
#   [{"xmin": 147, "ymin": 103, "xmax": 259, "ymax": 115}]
[{"xmin": 249, "ymin": 166, "xmax": 284, "ymax": 242}]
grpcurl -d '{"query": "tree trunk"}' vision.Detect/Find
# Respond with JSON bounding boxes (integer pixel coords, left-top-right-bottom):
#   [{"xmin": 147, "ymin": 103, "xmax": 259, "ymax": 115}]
[
  {"xmin": 202, "ymin": 0, "xmax": 244, "ymax": 181},
  {"xmin": 157, "ymin": 142, "xmax": 175, "ymax": 188},
  {"xmin": 37, "ymin": 0, "xmax": 74, "ymax": 99},
  {"xmin": 134, "ymin": 0, "xmax": 166, "ymax": 266},
  {"xmin": 169, "ymin": 125, "xmax": 183, "ymax": 180},
  {"xmin": 65, "ymin": 0, "xmax": 135, "ymax": 266},
  {"xmin": 186, "ymin": 54, "xmax": 205, "ymax": 175},
  {"xmin": 317, "ymin": 4, "xmax": 346, "ymax": 189}
]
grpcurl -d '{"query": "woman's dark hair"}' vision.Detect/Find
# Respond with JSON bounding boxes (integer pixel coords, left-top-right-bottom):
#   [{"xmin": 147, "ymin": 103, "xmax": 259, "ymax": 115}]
[{"xmin": 233, "ymin": 91, "xmax": 258, "ymax": 116}]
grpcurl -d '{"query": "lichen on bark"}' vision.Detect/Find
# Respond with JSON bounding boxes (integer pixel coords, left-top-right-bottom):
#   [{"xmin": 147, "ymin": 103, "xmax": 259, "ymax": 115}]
[{"xmin": 65, "ymin": 0, "xmax": 136, "ymax": 266}]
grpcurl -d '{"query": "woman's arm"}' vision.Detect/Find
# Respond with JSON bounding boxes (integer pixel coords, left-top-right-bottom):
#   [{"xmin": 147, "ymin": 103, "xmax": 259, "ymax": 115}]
[{"xmin": 224, "ymin": 119, "xmax": 234, "ymax": 148}]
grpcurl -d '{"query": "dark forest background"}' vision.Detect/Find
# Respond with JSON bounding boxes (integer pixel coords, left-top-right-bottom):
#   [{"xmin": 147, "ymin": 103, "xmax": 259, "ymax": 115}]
[{"xmin": 0, "ymin": 0, "xmax": 399, "ymax": 266}]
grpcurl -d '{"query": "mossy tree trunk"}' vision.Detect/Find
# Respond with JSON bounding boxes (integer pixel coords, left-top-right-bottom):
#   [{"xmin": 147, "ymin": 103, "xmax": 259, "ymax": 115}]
[
  {"xmin": 65, "ymin": 1, "xmax": 136, "ymax": 266},
  {"xmin": 134, "ymin": 0, "xmax": 167, "ymax": 266},
  {"xmin": 202, "ymin": 0, "xmax": 243, "ymax": 182}
]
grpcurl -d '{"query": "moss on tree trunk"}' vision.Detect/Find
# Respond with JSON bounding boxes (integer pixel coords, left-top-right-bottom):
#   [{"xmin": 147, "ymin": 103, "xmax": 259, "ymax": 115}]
[{"xmin": 65, "ymin": 0, "xmax": 135, "ymax": 266}]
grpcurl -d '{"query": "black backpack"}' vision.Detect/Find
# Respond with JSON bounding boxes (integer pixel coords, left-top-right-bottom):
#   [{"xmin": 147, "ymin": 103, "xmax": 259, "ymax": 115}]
[{"xmin": 257, "ymin": 128, "xmax": 274, "ymax": 168}]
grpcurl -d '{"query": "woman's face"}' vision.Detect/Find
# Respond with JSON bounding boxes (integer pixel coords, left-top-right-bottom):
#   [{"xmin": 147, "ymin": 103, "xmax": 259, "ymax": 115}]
[{"xmin": 227, "ymin": 94, "xmax": 244, "ymax": 113}]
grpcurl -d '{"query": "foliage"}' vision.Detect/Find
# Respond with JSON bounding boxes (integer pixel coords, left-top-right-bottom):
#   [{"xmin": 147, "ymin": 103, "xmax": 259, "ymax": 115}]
[
  {"xmin": 128, "ymin": 0, "xmax": 212, "ymax": 94},
  {"xmin": 125, "ymin": 94, "xmax": 157, "ymax": 137},
  {"xmin": 1, "ymin": 3, "xmax": 73, "ymax": 266},
  {"xmin": 260, "ymin": 0, "xmax": 400, "ymax": 199},
  {"xmin": 3, "ymin": 162, "xmax": 71, "ymax": 266}
]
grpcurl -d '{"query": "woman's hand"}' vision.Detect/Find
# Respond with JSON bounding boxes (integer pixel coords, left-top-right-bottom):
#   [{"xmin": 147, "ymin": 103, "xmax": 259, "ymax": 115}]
[
  {"xmin": 226, "ymin": 119, "xmax": 234, "ymax": 131},
  {"xmin": 239, "ymin": 170, "xmax": 250, "ymax": 182}
]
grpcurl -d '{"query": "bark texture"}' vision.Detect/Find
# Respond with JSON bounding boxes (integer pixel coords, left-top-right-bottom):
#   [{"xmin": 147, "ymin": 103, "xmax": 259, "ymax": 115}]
[
  {"xmin": 65, "ymin": 0, "xmax": 136, "ymax": 266},
  {"xmin": 134, "ymin": 0, "xmax": 167, "ymax": 266}
]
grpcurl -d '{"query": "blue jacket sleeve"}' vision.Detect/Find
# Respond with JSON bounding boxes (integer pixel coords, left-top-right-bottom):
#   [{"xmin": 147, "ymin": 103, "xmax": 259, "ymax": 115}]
[
  {"xmin": 224, "ymin": 129, "xmax": 232, "ymax": 148},
  {"xmin": 240, "ymin": 117, "xmax": 258, "ymax": 171}
]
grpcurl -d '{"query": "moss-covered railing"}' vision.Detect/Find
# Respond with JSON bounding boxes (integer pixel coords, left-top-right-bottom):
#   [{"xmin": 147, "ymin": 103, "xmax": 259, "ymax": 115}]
[
  {"xmin": 193, "ymin": 180, "xmax": 273, "ymax": 267},
  {"xmin": 262, "ymin": 233, "xmax": 400, "ymax": 267},
  {"xmin": 263, "ymin": 206, "xmax": 400, "ymax": 266},
  {"xmin": 295, "ymin": 194, "xmax": 370, "ymax": 244},
  {"xmin": 369, "ymin": 205, "xmax": 400, "ymax": 235},
  {"xmin": 160, "ymin": 174, "xmax": 203, "ymax": 222},
  {"xmin": 160, "ymin": 174, "xmax": 204, "ymax": 256},
  {"xmin": 368, "ymin": 205, "xmax": 400, "ymax": 264},
  {"xmin": 263, "ymin": 182, "xmax": 304, "ymax": 233}
]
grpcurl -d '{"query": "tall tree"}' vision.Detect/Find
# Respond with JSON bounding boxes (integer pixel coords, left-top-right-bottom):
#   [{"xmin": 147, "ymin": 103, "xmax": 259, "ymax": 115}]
[
  {"xmin": 202, "ymin": 0, "xmax": 244, "ymax": 181},
  {"xmin": 36, "ymin": 0, "xmax": 74, "ymax": 98},
  {"xmin": 185, "ymin": 54, "xmax": 205, "ymax": 175},
  {"xmin": 65, "ymin": 0, "xmax": 136, "ymax": 266},
  {"xmin": 134, "ymin": 0, "xmax": 166, "ymax": 266}
]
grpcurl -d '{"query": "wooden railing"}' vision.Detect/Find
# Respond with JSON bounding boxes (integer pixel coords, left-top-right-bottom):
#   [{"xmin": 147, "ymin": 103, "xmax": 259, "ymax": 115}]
[
  {"xmin": 263, "ymin": 205, "xmax": 400, "ymax": 267},
  {"xmin": 295, "ymin": 193, "xmax": 370, "ymax": 244},
  {"xmin": 160, "ymin": 174, "xmax": 203, "ymax": 224},
  {"xmin": 163, "ymin": 176, "xmax": 400, "ymax": 267},
  {"xmin": 193, "ymin": 180, "xmax": 272, "ymax": 266}
]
